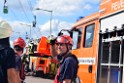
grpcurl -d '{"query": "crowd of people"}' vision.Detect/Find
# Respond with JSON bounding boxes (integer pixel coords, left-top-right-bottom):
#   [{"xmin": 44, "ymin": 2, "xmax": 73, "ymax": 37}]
[{"xmin": 0, "ymin": 19, "xmax": 79, "ymax": 83}]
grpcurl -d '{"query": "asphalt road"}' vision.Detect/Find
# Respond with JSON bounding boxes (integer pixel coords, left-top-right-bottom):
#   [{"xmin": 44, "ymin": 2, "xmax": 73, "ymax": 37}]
[{"xmin": 25, "ymin": 76, "xmax": 54, "ymax": 83}]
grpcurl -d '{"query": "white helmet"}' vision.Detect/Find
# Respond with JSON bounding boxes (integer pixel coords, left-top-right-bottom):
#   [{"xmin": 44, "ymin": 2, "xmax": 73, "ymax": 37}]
[
  {"xmin": 0, "ymin": 20, "xmax": 12, "ymax": 39},
  {"xmin": 48, "ymin": 34, "xmax": 56, "ymax": 40}
]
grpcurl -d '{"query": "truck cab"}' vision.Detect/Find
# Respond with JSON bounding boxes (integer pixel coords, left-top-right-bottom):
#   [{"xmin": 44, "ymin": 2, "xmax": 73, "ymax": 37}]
[
  {"xmin": 67, "ymin": 0, "xmax": 124, "ymax": 83},
  {"xmin": 70, "ymin": 12, "xmax": 99, "ymax": 83}
]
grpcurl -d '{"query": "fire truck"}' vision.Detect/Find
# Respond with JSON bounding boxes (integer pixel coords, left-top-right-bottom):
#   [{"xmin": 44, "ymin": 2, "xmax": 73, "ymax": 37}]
[
  {"xmin": 60, "ymin": 0, "xmax": 124, "ymax": 83},
  {"xmin": 28, "ymin": 36, "xmax": 58, "ymax": 77}
]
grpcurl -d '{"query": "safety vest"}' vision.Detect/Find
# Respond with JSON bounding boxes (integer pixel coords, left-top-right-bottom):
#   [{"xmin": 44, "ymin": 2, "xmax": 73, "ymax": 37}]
[{"xmin": 28, "ymin": 43, "xmax": 34, "ymax": 54}]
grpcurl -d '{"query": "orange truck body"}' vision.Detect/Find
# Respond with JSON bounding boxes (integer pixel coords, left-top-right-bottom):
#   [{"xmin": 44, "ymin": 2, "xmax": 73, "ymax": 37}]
[
  {"xmin": 37, "ymin": 36, "xmax": 51, "ymax": 56},
  {"xmin": 29, "ymin": 36, "xmax": 58, "ymax": 77},
  {"xmin": 70, "ymin": 0, "xmax": 124, "ymax": 83}
]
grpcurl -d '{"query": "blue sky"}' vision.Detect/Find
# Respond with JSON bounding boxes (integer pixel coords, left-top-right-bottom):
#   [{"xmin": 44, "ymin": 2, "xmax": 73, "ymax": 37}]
[{"xmin": 0, "ymin": 0, "xmax": 101, "ymax": 46}]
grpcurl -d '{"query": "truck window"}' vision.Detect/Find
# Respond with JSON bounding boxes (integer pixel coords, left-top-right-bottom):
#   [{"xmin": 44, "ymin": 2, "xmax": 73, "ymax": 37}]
[
  {"xmin": 72, "ymin": 28, "xmax": 82, "ymax": 49},
  {"xmin": 84, "ymin": 24, "xmax": 95, "ymax": 48}
]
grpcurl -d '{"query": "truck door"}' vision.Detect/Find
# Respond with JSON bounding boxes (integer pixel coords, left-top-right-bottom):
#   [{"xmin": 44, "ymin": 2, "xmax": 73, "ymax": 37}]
[
  {"xmin": 72, "ymin": 22, "xmax": 99, "ymax": 83},
  {"xmin": 97, "ymin": 11, "xmax": 124, "ymax": 83},
  {"xmin": 97, "ymin": 32, "xmax": 124, "ymax": 83}
]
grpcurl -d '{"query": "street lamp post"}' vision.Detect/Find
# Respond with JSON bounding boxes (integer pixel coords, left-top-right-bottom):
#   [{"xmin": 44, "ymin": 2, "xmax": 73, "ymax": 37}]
[
  {"xmin": 20, "ymin": 23, "xmax": 32, "ymax": 39},
  {"xmin": 35, "ymin": 8, "xmax": 53, "ymax": 36}
]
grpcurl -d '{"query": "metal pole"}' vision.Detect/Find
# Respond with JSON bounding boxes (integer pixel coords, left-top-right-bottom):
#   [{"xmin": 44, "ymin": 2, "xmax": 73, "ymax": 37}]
[
  {"xmin": 50, "ymin": 11, "xmax": 52, "ymax": 36},
  {"xmin": 35, "ymin": 8, "xmax": 53, "ymax": 35},
  {"xmin": 20, "ymin": 23, "xmax": 32, "ymax": 40},
  {"xmin": 30, "ymin": 26, "xmax": 31, "ymax": 39}
]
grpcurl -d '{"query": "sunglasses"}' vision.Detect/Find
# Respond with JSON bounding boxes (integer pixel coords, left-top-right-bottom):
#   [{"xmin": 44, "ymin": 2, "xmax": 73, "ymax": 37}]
[
  {"xmin": 56, "ymin": 43, "xmax": 65, "ymax": 46},
  {"xmin": 14, "ymin": 48, "xmax": 22, "ymax": 51}
]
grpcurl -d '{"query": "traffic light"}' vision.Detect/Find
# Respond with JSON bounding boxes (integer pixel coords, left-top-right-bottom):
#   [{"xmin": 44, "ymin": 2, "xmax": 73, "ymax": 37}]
[
  {"xmin": 3, "ymin": 0, "xmax": 8, "ymax": 14},
  {"xmin": 3, "ymin": 5, "xmax": 8, "ymax": 14},
  {"xmin": 32, "ymin": 21, "xmax": 36, "ymax": 27},
  {"xmin": 32, "ymin": 15, "xmax": 36, "ymax": 27},
  {"xmin": 26, "ymin": 32, "xmax": 29, "ymax": 39}
]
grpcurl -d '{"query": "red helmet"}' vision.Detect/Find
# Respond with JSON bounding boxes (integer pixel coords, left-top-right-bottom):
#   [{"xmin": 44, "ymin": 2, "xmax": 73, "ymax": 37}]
[
  {"xmin": 13, "ymin": 37, "xmax": 26, "ymax": 49},
  {"xmin": 56, "ymin": 35, "xmax": 73, "ymax": 46}
]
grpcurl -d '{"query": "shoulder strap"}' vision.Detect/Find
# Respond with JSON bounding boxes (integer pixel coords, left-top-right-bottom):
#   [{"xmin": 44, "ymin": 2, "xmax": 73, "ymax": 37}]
[
  {"xmin": 65, "ymin": 53, "xmax": 79, "ymax": 79},
  {"xmin": 65, "ymin": 53, "xmax": 79, "ymax": 64}
]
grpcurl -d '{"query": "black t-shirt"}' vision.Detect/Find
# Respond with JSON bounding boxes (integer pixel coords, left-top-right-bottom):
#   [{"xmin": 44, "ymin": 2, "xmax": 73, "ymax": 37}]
[{"xmin": 0, "ymin": 47, "xmax": 16, "ymax": 83}]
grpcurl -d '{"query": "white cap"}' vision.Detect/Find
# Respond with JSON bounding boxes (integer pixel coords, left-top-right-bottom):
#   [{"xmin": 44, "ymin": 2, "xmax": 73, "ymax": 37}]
[
  {"xmin": 48, "ymin": 34, "xmax": 56, "ymax": 40},
  {"xmin": 0, "ymin": 20, "xmax": 12, "ymax": 39}
]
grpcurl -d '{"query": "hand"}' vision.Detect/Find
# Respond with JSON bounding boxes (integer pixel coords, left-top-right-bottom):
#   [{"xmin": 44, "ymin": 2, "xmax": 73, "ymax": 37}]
[
  {"xmin": 47, "ymin": 35, "xmax": 57, "ymax": 45},
  {"xmin": 50, "ymin": 38, "xmax": 56, "ymax": 45}
]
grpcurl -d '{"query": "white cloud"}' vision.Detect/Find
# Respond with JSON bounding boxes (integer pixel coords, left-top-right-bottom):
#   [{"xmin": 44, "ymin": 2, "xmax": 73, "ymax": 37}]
[
  {"xmin": 1, "ymin": 0, "xmax": 101, "ymax": 16},
  {"xmin": 5, "ymin": 19, "xmax": 71, "ymax": 43},
  {"xmin": 0, "ymin": 0, "xmax": 101, "ymax": 43},
  {"xmin": 57, "ymin": 21, "xmax": 72, "ymax": 30},
  {"xmin": 86, "ymin": 0, "xmax": 101, "ymax": 4},
  {"xmin": 39, "ymin": 19, "xmax": 72, "ymax": 36},
  {"xmin": 34, "ymin": 0, "xmax": 80, "ymax": 16},
  {"xmin": 83, "ymin": 4, "xmax": 92, "ymax": 10},
  {"xmin": 34, "ymin": 0, "xmax": 100, "ymax": 16},
  {"xmin": 10, "ymin": 40, "xmax": 13, "ymax": 48},
  {"xmin": 7, "ymin": 0, "xmax": 32, "ymax": 12},
  {"xmin": 0, "ymin": 17, "xmax": 3, "ymax": 21},
  {"xmin": 8, "ymin": 21, "xmax": 32, "ymax": 41}
]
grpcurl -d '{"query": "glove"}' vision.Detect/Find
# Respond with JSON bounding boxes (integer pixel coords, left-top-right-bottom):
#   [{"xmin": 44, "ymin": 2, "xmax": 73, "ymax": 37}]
[
  {"xmin": 50, "ymin": 38, "xmax": 56, "ymax": 45},
  {"xmin": 47, "ymin": 35, "xmax": 57, "ymax": 45}
]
